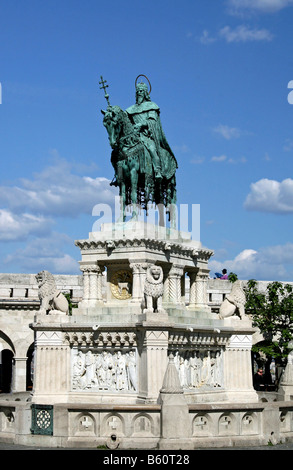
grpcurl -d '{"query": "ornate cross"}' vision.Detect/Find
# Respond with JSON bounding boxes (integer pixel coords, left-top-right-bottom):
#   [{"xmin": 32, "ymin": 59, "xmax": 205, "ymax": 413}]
[
  {"xmin": 81, "ymin": 416, "xmax": 92, "ymax": 429},
  {"xmin": 109, "ymin": 416, "xmax": 118, "ymax": 430},
  {"xmin": 99, "ymin": 75, "xmax": 110, "ymax": 106}
]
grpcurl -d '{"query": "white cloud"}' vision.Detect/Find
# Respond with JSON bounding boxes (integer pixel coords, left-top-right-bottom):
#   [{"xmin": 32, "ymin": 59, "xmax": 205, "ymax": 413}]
[
  {"xmin": 227, "ymin": 0, "xmax": 293, "ymax": 14},
  {"xmin": 244, "ymin": 178, "xmax": 293, "ymax": 213},
  {"xmin": 0, "ymin": 158, "xmax": 117, "ymax": 218},
  {"xmin": 0, "ymin": 209, "xmax": 53, "ymax": 241},
  {"xmin": 211, "ymin": 155, "xmax": 228, "ymax": 162},
  {"xmin": 200, "ymin": 30, "xmax": 217, "ymax": 45},
  {"xmin": 219, "ymin": 25, "xmax": 273, "ymax": 42},
  {"xmin": 283, "ymin": 139, "xmax": 293, "ymax": 152},
  {"xmin": 173, "ymin": 144, "xmax": 191, "ymax": 154},
  {"xmin": 3, "ymin": 233, "xmax": 79, "ymax": 274},
  {"xmin": 213, "ymin": 124, "xmax": 242, "ymax": 140},
  {"xmin": 0, "ymin": 156, "xmax": 118, "ymax": 273},
  {"xmin": 190, "ymin": 157, "xmax": 205, "ymax": 164},
  {"xmin": 209, "ymin": 244, "xmax": 293, "ymax": 281},
  {"xmin": 200, "ymin": 24, "xmax": 273, "ymax": 46}
]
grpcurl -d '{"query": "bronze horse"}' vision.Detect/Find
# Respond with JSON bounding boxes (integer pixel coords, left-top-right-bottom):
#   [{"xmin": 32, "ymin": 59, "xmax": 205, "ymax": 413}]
[{"xmin": 102, "ymin": 105, "xmax": 177, "ymax": 226}]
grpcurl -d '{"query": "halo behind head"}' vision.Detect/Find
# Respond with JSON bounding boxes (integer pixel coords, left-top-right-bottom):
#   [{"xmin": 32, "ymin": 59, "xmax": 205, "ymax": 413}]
[{"xmin": 135, "ymin": 74, "xmax": 152, "ymax": 94}]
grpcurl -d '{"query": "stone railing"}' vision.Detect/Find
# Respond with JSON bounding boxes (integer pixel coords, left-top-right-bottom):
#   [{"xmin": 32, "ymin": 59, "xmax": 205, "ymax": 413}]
[
  {"xmin": 1, "ymin": 274, "xmax": 292, "ymax": 312},
  {"xmin": 1, "ymin": 398, "xmax": 293, "ymax": 449},
  {"xmin": 0, "ymin": 273, "xmax": 83, "ymax": 309}
]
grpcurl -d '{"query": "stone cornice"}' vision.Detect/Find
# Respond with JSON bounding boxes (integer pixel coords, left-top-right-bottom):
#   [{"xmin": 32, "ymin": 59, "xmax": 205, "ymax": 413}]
[
  {"xmin": 75, "ymin": 237, "xmax": 213, "ymax": 260},
  {"xmin": 168, "ymin": 330, "xmax": 230, "ymax": 348},
  {"xmin": 64, "ymin": 329, "xmax": 137, "ymax": 347}
]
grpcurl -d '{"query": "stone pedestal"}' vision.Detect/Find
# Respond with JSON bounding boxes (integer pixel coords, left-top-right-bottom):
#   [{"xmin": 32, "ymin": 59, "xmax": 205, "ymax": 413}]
[
  {"xmin": 278, "ymin": 348, "xmax": 293, "ymax": 400},
  {"xmin": 159, "ymin": 355, "xmax": 193, "ymax": 449},
  {"xmin": 139, "ymin": 328, "xmax": 169, "ymax": 403},
  {"xmin": 223, "ymin": 323, "xmax": 258, "ymax": 402},
  {"xmin": 11, "ymin": 357, "xmax": 27, "ymax": 393},
  {"xmin": 31, "ymin": 316, "xmax": 70, "ymax": 404},
  {"xmin": 74, "ymin": 221, "xmax": 212, "ymax": 314},
  {"xmin": 30, "ymin": 221, "xmax": 257, "ymax": 410}
]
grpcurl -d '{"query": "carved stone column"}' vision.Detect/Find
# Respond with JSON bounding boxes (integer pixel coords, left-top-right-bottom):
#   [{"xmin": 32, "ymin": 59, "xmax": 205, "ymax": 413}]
[
  {"xmin": 187, "ymin": 270, "xmax": 197, "ymax": 308},
  {"xmin": 162, "ymin": 267, "xmax": 170, "ymax": 303},
  {"xmin": 11, "ymin": 357, "xmax": 27, "ymax": 392},
  {"xmin": 80, "ymin": 266, "xmax": 90, "ymax": 302},
  {"xmin": 129, "ymin": 262, "xmax": 146, "ymax": 303},
  {"xmin": 168, "ymin": 265, "xmax": 184, "ymax": 304},
  {"xmin": 194, "ymin": 270, "xmax": 210, "ymax": 311},
  {"xmin": 80, "ymin": 264, "xmax": 104, "ymax": 305},
  {"xmin": 89, "ymin": 265, "xmax": 104, "ymax": 302}
]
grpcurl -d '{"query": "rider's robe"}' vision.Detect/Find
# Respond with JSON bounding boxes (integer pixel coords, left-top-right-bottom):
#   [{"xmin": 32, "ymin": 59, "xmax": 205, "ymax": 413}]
[{"xmin": 126, "ymin": 101, "xmax": 177, "ymax": 180}]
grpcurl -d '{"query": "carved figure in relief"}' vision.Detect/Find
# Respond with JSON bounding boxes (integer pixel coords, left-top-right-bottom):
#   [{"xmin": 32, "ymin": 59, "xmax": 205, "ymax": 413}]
[
  {"xmin": 126, "ymin": 350, "xmax": 137, "ymax": 390},
  {"xmin": 72, "ymin": 352, "xmax": 86, "ymax": 389},
  {"xmin": 143, "ymin": 264, "xmax": 165, "ymax": 314},
  {"xmin": 219, "ymin": 280, "xmax": 246, "ymax": 320},
  {"xmin": 36, "ymin": 270, "xmax": 69, "ymax": 315},
  {"xmin": 72, "ymin": 349, "xmax": 137, "ymax": 392},
  {"xmin": 214, "ymin": 351, "xmax": 222, "ymax": 387},
  {"xmin": 115, "ymin": 351, "xmax": 127, "ymax": 390},
  {"xmin": 85, "ymin": 351, "xmax": 97, "ymax": 388},
  {"xmin": 173, "ymin": 349, "xmax": 223, "ymax": 389},
  {"xmin": 96, "ymin": 351, "xmax": 114, "ymax": 389}
]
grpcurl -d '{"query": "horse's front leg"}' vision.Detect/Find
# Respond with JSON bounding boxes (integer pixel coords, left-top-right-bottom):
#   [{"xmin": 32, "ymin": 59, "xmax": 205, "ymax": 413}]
[
  {"xmin": 117, "ymin": 182, "xmax": 126, "ymax": 222},
  {"xmin": 129, "ymin": 159, "xmax": 139, "ymax": 221}
]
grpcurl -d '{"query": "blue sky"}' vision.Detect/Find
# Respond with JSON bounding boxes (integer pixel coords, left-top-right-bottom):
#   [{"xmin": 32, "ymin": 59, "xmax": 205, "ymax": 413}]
[{"xmin": 0, "ymin": 0, "xmax": 293, "ymax": 281}]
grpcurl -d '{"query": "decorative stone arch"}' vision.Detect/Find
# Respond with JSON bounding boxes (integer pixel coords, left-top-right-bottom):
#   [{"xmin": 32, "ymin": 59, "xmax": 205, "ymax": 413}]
[
  {"xmin": 0, "ymin": 328, "xmax": 34, "ymax": 393},
  {"xmin": 0, "ymin": 329, "xmax": 15, "ymax": 354},
  {"xmin": 102, "ymin": 412, "xmax": 125, "ymax": 437},
  {"xmin": 131, "ymin": 412, "xmax": 155, "ymax": 436},
  {"xmin": 280, "ymin": 410, "xmax": 291, "ymax": 433},
  {"xmin": 218, "ymin": 412, "xmax": 237, "ymax": 436},
  {"xmin": 192, "ymin": 412, "xmax": 212, "ymax": 437},
  {"xmin": 26, "ymin": 342, "xmax": 35, "ymax": 391},
  {"xmin": 240, "ymin": 411, "xmax": 259, "ymax": 435},
  {"xmin": 74, "ymin": 412, "xmax": 96, "ymax": 436},
  {"xmin": 0, "ymin": 330, "xmax": 15, "ymax": 393}
]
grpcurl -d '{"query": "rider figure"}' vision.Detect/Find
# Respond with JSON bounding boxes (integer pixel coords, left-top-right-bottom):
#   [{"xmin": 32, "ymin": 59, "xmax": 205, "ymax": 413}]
[{"xmin": 126, "ymin": 82, "xmax": 175, "ymax": 181}]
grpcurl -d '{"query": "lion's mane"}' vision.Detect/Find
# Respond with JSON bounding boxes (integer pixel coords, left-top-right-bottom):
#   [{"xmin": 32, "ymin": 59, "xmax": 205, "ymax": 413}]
[
  {"xmin": 144, "ymin": 265, "xmax": 164, "ymax": 299},
  {"xmin": 36, "ymin": 270, "xmax": 58, "ymax": 300}
]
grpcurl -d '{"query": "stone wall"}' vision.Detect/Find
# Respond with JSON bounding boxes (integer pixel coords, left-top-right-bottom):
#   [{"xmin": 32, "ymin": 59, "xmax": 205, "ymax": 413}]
[
  {"xmin": 1, "ymin": 398, "xmax": 293, "ymax": 449},
  {"xmin": 0, "ymin": 273, "xmax": 83, "ymax": 393},
  {"xmin": 0, "ymin": 273, "xmax": 290, "ymax": 395},
  {"xmin": 1, "ymin": 273, "xmax": 293, "ymax": 449}
]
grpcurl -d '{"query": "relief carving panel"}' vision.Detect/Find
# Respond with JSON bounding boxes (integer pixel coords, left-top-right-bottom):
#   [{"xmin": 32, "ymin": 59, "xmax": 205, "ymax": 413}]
[{"xmin": 72, "ymin": 348, "xmax": 137, "ymax": 392}]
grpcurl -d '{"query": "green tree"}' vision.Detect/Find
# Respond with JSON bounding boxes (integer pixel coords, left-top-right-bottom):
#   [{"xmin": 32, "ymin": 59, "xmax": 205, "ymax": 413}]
[
  {"xmin": 245, "ymin": 279, "xmax": 293, "ymax": 366},
  {"xmin": 63, "ymin": 292, "xmax": 77, "ymax": 316},
  {"xmin": 228, "ymin": 272, "xmax": 238, "ymax": 283}
]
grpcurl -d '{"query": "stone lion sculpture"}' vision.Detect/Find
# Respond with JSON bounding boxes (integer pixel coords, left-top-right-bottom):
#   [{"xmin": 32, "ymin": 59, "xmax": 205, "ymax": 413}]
[
  {"xmin": 219, "ymin": 280, "xmax": 246, "ymax": 320},
  {"xmin": 36, "ymin": 270, "xmax": 69, "ymax": 315},
  {"xmin": 143, "ymin": 264, "xmax": 165, "ymax": 314}
]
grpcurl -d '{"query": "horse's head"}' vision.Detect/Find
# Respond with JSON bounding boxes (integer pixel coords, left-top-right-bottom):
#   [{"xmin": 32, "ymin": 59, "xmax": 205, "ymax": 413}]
[{"xmin": 101, "ymin": 105, "xmax": 125, "ymax": 149}]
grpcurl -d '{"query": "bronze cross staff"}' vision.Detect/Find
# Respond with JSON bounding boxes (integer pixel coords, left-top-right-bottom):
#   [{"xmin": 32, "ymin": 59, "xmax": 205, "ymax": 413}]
[{"xmin": 99, "ymin": 75, "xmax": 110, "ymax": 107}]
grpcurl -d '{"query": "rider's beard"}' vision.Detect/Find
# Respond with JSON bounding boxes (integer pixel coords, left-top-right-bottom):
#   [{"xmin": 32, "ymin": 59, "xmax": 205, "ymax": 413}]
[{"xmin": 136, "ymin": 94, "xmax": 144, "ymax": 105}]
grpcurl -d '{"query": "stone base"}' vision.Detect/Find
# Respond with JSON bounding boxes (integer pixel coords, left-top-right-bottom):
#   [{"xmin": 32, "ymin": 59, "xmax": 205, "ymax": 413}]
[
  {"xmin": 278, "ymin": 384, "xmax": 293, "ymax": 401},
  {"xmin": 158, "ymin": 438, "xmax": 194, "ymax": 450}
]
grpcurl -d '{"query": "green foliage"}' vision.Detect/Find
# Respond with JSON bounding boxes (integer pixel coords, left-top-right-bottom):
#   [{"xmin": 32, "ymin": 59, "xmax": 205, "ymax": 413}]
[
  {"xmin": 228, "ymin": 272, "xmax": 238, "ymax": 283},
  {"xmin": 63, "ymin": 292, "xmax": 77, "ymax": 316},
  {"xmin": 245, "ymin": 279, "xmax": 293, "ymax": 365}
]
